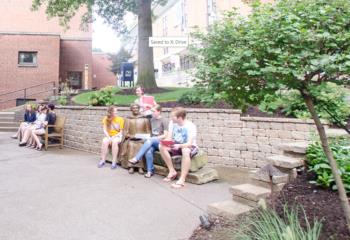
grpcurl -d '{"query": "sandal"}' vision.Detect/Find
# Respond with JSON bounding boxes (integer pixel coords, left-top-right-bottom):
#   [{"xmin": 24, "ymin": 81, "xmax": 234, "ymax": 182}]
[
  {"xmin": 97, "ymin": 161, "xmax": 106, "ymax": 168},
  {"xmin": 171, "ymin": 181, "xmax": 185, "ymax": 189},
  {"xmin": 163, "ymin": 172, "xmax": 177, "ymax": 182}
]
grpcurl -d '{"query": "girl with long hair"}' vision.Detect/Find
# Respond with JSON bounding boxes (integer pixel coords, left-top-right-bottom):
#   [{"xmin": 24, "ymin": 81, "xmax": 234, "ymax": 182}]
[{"xmin": 98, "ymin": 106, "xmax": 125, "ymax": 169}]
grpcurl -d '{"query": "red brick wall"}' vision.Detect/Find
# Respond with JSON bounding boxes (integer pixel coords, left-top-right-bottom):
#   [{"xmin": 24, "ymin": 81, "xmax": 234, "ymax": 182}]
[
  {"xmin": 59, "ymin": 40, "xmax": 93, "ymax": 89},
  {"xmin": 92, "ymin": 53, "xmax": 116, "ymax": 89},
  {"xmin": 0, "ymin": 34, "xmax": 60, "ymax": 109}
]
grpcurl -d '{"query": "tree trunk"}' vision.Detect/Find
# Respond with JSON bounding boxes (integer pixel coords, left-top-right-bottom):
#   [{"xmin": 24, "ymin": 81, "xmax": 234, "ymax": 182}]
[
  {"xmin": 137, "ymin": 0, "xmax": 158, "ymax": 89},
  {"xmin": 301, "ymin": 90, "xmax": 350, "ymax": 232}
]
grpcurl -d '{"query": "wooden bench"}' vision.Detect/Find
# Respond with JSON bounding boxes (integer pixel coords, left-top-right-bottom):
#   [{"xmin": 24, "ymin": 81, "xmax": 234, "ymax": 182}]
[{"xmin": 43, "ymin": 116, "xmax": 66, "ymax": 150}]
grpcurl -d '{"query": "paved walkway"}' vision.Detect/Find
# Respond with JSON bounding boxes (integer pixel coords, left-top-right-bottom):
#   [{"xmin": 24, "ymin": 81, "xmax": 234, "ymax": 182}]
[{"xmin": 0, "ymin": 132, "xmax": 231, "ymax": 240}]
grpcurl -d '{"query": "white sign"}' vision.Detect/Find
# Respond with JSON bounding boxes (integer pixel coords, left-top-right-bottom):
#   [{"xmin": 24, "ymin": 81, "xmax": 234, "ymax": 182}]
[{"xmin": 149, "ymin": 37, "xmax": 189, "ymax": 48}]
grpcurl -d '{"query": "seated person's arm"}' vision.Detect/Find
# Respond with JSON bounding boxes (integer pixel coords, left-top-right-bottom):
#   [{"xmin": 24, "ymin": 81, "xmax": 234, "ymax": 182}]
[
  {"xmin": 157, "ymin": 130, "xmax": 168, "ymax": 140},
  {"xmin": 103, "ymin": 125, "xmax": 110, "ymax": 139},
  {"xmin": 174, "ymin": 134, "xmax": 193, "ymax": 149}
]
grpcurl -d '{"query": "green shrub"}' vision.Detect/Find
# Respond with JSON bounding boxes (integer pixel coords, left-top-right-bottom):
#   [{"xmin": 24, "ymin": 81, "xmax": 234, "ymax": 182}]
[
  {"xmin": 177, "ymin": 87, "xmax": 226, "ymax": 106},
  {"xmin": 236, "ymin": 205, "xmax": 322, "ymax": 240},
  {"xmin": 89, "ymin": 86, "xmax": 119, "ymax": 106},
  {"xmin": 306, "ymin": 137, "xmax": 350, "ymax": 192},
  {"xmin": 58, "ymin": 95, "xmax": 68, "ymax": 106},
  {"xmin": 259, "ymin": 83, "xmax": 350, "ymax": 125}
]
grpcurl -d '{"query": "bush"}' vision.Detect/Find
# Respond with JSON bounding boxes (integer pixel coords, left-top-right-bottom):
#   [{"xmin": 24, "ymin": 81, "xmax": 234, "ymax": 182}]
[
  {"xmin": 89, "ymin": 86, "xmax": 119, "ymax": 106},
  {"xmin": 306, "ymin": 137, "xmax": 350, "ymax": 192},
  {"xmin": 235, "ymin": 205, "xmax": 322, "ymax": 240},
  {"xmin": 58, "ymin": 95, "xmax": 68, "ymax": 106},
  {"xmin": 177, "ymin": 87, "xmax": 225, "ymax": 106},
  {"xmin": 259, "ymin": 83, "xmax": 350, "ymax": 125}
]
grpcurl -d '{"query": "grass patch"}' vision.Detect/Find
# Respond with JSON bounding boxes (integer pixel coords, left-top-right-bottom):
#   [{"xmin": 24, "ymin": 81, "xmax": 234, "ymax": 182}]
[{"xmin": 73, "ymin": 88, "xmax": 192, "ymax": 106}]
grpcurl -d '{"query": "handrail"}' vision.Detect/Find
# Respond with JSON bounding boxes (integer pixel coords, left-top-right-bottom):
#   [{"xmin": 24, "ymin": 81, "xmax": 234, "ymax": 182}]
[
  {"xmin": 0, "ymin": 81, "xmax": 56, "ymax": 98},
  {"xmin": 0, "ymin": 81, "xmax": 57, "ymax": 106}
]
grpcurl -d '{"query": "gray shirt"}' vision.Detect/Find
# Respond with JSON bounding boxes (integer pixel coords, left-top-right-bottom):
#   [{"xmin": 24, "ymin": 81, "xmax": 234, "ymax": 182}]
[{"xmin": 151, "ymin": 117, "xmax": 168, "ymax": 137}]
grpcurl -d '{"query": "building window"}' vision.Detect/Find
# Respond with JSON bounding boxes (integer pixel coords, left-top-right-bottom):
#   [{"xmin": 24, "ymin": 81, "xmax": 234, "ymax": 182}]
[
  {"xmin": 163, "ymin": 47, "xmax": 169, "ymax": 55},
  {"xmin": 67, "ymin": 71, "xmax": 83, "ymax": 89},
  {"xmin": 18, "ymin": 52, "xmax": 37, "ymax": 66},
  {"xmin": 162, "ymin": 16, "xmax": 168, "ymax": 36},
  {"xmin": 162, "ymin": 62, "xmax": 175, "ymax": 73},
  {"xmin": 180, "ymin": 55, "xmax": 195, "ymax": 70}
]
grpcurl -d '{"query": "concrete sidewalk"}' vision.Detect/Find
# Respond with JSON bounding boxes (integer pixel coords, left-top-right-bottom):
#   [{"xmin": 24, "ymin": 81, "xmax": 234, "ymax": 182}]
[{"xmin": 0, "ymin": 132, "xmax": 231, "ymax": 240}]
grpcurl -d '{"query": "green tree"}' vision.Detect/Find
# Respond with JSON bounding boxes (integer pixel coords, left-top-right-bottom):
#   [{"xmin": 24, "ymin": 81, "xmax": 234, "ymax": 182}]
[
  {"xmin": 32, "ymin": 0, "xmax": 168, "ymax": 89},
  {"xmin": 109, "ymin": 47, "xmax": 132, "ymax": 74},
  {"xmin": 193, "ymin": 0, "xmax": 350, "ymax": 229}
]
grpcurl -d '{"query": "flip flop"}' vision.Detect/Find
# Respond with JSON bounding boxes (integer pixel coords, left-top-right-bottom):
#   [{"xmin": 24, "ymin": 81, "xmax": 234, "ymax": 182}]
[
  {"xmin": 163, "ymin": 172, "xmax": 177, "ymax": 182},
  {"xmin": 171, "ymin": 181, "xmax": 185, "ymax": 189}
]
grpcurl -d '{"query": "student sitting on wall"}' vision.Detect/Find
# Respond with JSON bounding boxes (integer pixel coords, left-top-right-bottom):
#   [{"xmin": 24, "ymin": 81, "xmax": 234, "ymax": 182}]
[
  {"xmin": 11, "ymin": 104, "xmax": 36, "ymax": 140},
  {"xmin": 159, "ymin": 107, "xmax": 199, "ymax": 189},
  {"xmin": 98, "ymin": 106, "xmax": 124, "ymax": 169},
  {"xmin": 128, "ymin": 104, "xmax": 169, "ymax": 178}
]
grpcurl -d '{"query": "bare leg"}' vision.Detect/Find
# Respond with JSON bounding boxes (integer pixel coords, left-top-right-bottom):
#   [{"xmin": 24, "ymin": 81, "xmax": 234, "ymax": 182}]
[
  {"xmin": 100, "ymin": 137, "xmax": 111, "ymax": 162},
  {"xmin": 178, "ymin": 148, "xmax": 191, "ymax": 184},
  {"xmin": 31, "ymin": 130, "xmax": 43, "ymax": 149},
  {"xmin": 20, "ymin": 128, "xmax": 32, "ymax": 144},
  {"xmin": 159, "ymin": 144, "xmax": 177, "ymax": 178},
  {"xmin": 111, "ymin": 138, "xmax": 120, "ymax": 165}
]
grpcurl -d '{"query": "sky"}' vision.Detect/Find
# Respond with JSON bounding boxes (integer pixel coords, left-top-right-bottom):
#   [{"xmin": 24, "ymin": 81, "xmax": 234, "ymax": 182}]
[{"xmin": 92, "ymin": 16, "xmax": 121, "ymax": 53}]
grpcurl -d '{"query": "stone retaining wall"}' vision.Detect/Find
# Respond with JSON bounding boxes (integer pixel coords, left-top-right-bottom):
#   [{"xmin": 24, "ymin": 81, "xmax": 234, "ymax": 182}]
[{"xmin": 55, "ymin": 106, "xmax": 321, "ymax": 168}]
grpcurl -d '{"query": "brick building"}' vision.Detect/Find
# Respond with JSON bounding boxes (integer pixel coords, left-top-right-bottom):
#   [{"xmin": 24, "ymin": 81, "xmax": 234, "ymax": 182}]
[{"xmin": 0, "ymin": 0, "xmax": 115, "ymax": 109}]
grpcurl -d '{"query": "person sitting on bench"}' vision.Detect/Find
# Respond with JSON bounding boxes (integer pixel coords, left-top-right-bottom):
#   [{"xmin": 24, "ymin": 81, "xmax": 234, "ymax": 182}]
[
  {"xmin": 159, "ymin": 107, "xmax": 199, "ymax": 189},
  {"xmin": 128, "ymin": 104, "xmax": 168, "ymax": 178}
]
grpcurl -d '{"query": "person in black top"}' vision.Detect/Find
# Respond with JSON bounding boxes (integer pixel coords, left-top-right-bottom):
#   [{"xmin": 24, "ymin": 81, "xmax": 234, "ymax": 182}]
[
  {"xmin": 31, "ymin": 103, "xmax": 56, "ymax": 150},
  {"xmin": 11, "ymin": 104, "xmax": 36, "ymax": 139}
]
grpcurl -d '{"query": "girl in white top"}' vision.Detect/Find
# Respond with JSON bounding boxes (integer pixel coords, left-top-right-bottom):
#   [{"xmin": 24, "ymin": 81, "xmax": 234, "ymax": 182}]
[{"xmin": 134, "ymin": 86, "xmax": 157, "ymax": 118}]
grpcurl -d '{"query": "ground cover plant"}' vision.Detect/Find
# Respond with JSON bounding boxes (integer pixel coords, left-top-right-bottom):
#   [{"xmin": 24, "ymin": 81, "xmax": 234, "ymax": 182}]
[{"xmin": 306, "ymin": 137, "xmax": 350, "ymax": 192}]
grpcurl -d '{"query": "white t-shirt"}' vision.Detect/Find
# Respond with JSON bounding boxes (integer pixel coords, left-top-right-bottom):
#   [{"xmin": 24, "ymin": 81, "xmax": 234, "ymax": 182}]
[{"xmin": 168, "ymin": 120, "xmax": 197, "ymax": 146}]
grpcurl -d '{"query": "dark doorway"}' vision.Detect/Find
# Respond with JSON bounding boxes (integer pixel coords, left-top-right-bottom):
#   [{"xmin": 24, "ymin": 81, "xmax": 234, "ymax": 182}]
[{"xmin": 67, "ymin": 71, "xmax": 83, "ymax": 89}]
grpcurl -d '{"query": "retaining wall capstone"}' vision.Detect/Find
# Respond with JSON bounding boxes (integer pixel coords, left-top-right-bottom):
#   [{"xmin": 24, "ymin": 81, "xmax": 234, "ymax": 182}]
[{"xmin": 55, "ymin": 106, "xmax": 321, "ymax": 168}]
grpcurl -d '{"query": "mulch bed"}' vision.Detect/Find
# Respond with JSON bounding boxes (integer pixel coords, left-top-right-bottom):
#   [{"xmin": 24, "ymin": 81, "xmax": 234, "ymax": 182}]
[{"xmin": 274, "ymin": 170, "xmax": 350, "ymax": 240}]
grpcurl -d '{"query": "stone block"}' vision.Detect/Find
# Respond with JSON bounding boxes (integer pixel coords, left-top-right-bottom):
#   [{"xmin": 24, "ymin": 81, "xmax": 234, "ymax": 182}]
[
  {"xmin": 230, "ymin": 184, "xmax": 271, "ymax": 202},
  {"xmin": 267, "ymin": 155, "xmax": 304, "ymax": 169},
  {"xmin": 154, "ymin": 165, "xmax": 218, "ymax": 185},
  {"xmin": 153, "ymin": 151, "xmax": 208, "ymax": 172},
  {"xmin": 242, "ymin": 128, "xmax": 253, "ymax": 136},
  {"xmin": 207, "ymin": 200, "xmax": 253, "ymax": 219},
  {"xmin": 283, "ymin": 123, "xmax": 296, "ymax": 131},
  {"xmin": 245, "ymin": 121, "xmax": 258, "ymax": 129},
  {"xmin": 258, "ymin": 122, "xmax": 271, "ymax": 130}
]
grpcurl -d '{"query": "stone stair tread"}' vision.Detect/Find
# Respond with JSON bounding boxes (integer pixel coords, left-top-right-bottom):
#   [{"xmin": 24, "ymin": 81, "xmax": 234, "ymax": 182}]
[
  {"xmin": 230, "ymin": 184, "xmax": 271, "ymax": 202},
  {"xmin": 207, "ymin": 200, "xmax": 253, "ymax": 219},
  {"xmin": 0, "ymin": 127, "xmax": 17, "ymax": 132},
  {"xmin": 326, "ymin": 128, "xmax": 349, "ymax": 138},
  {"xmin": 278, "ymin": 141, "xmax": 309, "ymax": 154},
  {"xmin": 249, "ymin": 169, "xmax": 289, "ymax": 184},
  {"xmin": 267, "ymin": 155, "xmax": 304, "ymax": 169}
]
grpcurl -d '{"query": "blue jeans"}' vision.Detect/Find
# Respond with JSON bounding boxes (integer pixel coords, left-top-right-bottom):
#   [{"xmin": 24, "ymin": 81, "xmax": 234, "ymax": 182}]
[{"xmin": 134, "ymin": 137, "xmax": 160, "ymax": 172}]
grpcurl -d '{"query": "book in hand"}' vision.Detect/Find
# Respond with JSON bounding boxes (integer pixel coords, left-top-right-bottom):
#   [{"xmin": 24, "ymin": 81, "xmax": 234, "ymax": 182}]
[
  {"xmin": 133, "ymin": 133, "xmax": 151, "ymax": 140},
  {"xmin": 160, "ymin": 140, "xmax": 175, "ymax": 147}
]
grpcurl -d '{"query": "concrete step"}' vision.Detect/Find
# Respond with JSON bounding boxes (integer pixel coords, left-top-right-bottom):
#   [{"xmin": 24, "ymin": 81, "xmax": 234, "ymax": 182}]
[
  {"xmin": 0, "ymin": 116, "xmax": 15, "ymax": 121},
  {"xmin": 326, "ymin": 128, "xmax": 349, "ymax": 138},
  {"xmin": 207, "ymin": 200, "xmax": 253, "ymax": 219},
  {"xmin": 0, "ymin": 122, "xmax": 19, "ymax": 128},
  {"xmin": 249, "ymin": 169, "xmax": 289, "ymax": 184},
  {"xmin": 278, "ymin": 141, "xmax": 309, "ymax": 154},
  {"xmin": 267, "ymin": 155, "xmax": 304, "ymax": 169},
  {"xmin": 229, "ymin": 184, "xmax": 271, "ymax": 203},
  {"xmin": 0, "ymin": 127, "xmax": 17, "ymax": 132}
]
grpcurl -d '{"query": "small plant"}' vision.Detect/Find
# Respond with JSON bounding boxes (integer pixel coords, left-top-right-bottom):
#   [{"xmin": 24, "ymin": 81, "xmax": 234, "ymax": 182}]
[
  {"xmin": 235, "ymin": 205, "xmax": 322, "ymax": 240},
  {"xmin": 259, "ymin": 83, "xmax": 350, "ymax": 125},
  {"xmin": 306, "ymin": 137, "xmax": 350, "ymax": 192},
  {"xmin": 88, "ymin": 86, "xmax": 119, "ymax": 106},
  {"xmin": 58, "ymin": 95, "xmax": 68, "ymax": 106}
]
